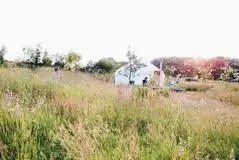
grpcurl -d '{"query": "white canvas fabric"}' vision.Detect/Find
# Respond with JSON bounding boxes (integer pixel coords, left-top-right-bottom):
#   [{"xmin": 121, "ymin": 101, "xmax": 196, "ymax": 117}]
[{"xmin": 114, "ymin": 61, "xmax": 164, "ymax": 86}]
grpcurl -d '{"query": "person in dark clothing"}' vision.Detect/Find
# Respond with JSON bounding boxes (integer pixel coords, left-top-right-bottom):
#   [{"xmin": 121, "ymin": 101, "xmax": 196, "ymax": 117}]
[
  {"xmin": 129, "ymin": 80, "xmax": 135, "ymax": 85},
  {"xmin": 142, "ymin": 77, "xmax": 148, "ymax": 86},
  {"xmin": 55, "ymin": 67, "xmax": 59, "ymax": 72}
]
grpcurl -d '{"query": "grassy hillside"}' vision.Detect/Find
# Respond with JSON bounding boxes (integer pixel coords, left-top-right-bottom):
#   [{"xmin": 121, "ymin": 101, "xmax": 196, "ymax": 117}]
[{"xmin": 0, "ymin": 68, "xmax": 239, "ymax": 159}]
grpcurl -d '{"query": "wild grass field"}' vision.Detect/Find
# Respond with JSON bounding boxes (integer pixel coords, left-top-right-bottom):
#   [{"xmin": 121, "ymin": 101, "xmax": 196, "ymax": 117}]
[{"xmin": 0, "ymin": 68, "xmax": 239, "ymax": 160}]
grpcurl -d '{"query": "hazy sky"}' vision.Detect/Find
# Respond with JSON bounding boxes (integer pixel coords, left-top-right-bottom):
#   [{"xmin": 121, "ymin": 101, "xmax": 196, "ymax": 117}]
[{"xmin": 0, "ymin": 0, "xmax": 239, "ymax": 65}]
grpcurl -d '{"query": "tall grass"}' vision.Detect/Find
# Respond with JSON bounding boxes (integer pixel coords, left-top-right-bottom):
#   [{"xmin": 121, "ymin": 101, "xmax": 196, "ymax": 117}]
[
  {"xmin": 205, "ymin": 82, "xmax": 239, "ymax": 107},
  {"xmin": 0, "ymin": 68, "xmax": 239, "ymax": 159},
  {"xmin": 177, "ymin": 83, "xmax": 212, "ymax": 92}
]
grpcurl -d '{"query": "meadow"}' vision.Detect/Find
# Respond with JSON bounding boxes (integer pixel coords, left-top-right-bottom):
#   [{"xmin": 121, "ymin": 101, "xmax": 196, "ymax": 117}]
[{"xmin": 0, "ymin": 68, "xmax": 239, "ymax": 160}]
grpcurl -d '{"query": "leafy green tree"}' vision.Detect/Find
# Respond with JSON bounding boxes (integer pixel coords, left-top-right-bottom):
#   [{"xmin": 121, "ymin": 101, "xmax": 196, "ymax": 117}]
[
  {"xmin": 93, "ymin": 58, "xmax": 118, "ymax": 74},
  {"xmin": 0, "ymin": 45, "xmax": 7, "ymax": 65},
  {"xmin": 119, "ymin": 46, "xmax": 145, "ymax": 84},
  {"xmin": 53, "ymin": 54, "xmax": 66, "ymax": 68},
  {"xmin": 209, "ymin": 57, "xmax": 226, "ymax": 80},
  {"xmin": 82, "ymin": 60, "xmax": 94, "ymax": 72},
  {"xmin": 152, "ymin": 57, "xmax": 198, "ymax": 77},
  {"xmin": 163, "ymin": 66, "xmax": 174, "ymax": 76},
  {"xmin": 152, "ymin": 56, "xmax": 235, "ymax": 79},
  {"xmin": 66, "ymin": 50, "xmax": 81, "ymax": 63},
  {"xmin": 64, "ymin": 50, "xmax": 81, "ymax": 71},
  {"xmin": 34, "ymin": 47, "xmax": 41, "ymax": 65},
  {"xmin": 220, "ymin": 67, "xmax": 235, "ymax": 81},
  {"xmin": 22, "ymin": 44, "xmax": 45, "ymax": 68},
  {"xmin": 198, "ymin": 67, "xmax": 212, "ymax": 80},
  {"xmin": 42, "ymin": 51, "xmax": 53, "ymax": 67},
  {"xmin": 82, "ymin": 58, "xmax": 125, "ymax": 74}
]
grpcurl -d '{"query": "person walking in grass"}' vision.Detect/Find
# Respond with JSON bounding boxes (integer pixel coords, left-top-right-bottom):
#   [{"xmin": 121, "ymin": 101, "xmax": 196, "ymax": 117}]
[
  {"xmin": 53, "ymin": 67, "xmax": 63, "ymax": 82},
  {"xmin": 142, "ymin": 77, "xmax": 148, "ymax": 86}
]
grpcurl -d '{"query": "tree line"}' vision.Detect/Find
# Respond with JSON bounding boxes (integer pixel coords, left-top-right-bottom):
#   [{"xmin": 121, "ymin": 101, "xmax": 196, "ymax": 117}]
[
  {"xmin": 1, "ymin": 44, "xmax": 239, "ymax": 82},
  {"xmin": 0, "ymin": 44, "xmax": 125, "ymax": 73},
  {"xmin": 152, "ymin": 57, "xmax": 239, "ymax": 81}
]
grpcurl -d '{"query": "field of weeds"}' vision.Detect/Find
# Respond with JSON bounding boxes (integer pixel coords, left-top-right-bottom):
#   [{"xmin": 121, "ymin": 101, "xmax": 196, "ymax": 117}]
[{"xmin": 0, "ymin": 68, "xmax": 239, "ymax": 160}]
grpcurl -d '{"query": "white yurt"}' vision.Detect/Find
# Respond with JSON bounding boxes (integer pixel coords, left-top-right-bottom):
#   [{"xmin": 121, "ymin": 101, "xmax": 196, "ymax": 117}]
[{"xmin": 114, "ymin": 61, "xmax": 165, "ymax": 87}]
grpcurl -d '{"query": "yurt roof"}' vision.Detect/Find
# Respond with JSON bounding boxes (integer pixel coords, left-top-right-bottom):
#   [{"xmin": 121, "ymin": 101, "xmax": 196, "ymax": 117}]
[{"xmin": 115, "ymin": 61, "xmax": 160, "ymax": 75}]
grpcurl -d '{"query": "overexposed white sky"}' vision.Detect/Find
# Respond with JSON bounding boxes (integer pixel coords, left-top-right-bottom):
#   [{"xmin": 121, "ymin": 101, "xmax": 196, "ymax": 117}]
[{"xmin": 0, "ymin": 0, "xmax": 239, "ymax": 65}]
